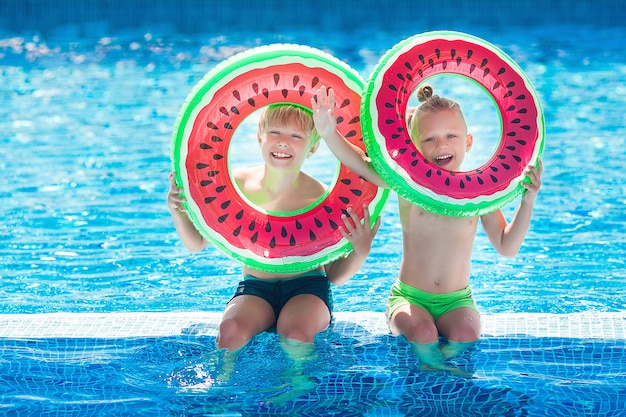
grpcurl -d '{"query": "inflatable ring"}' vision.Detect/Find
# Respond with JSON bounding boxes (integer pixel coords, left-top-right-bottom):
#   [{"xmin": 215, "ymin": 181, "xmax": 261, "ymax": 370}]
[
  {"xmin": 362, "ymin": 31, "xmax": 545, "ymax": 217},
  {"xmin": 172, "ymin": 44, "xmax": 389, "ymax": 274}
]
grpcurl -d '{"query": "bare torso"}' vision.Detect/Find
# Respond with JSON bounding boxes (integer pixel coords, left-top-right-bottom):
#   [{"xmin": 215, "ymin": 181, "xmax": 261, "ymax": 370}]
[
  {"xmin": 235, "ymin": 166, "xmax": 326, "ymax": 279},
  {"xmin": 397, "ymin": 197, "xmax": 479, "ymax": 293}
]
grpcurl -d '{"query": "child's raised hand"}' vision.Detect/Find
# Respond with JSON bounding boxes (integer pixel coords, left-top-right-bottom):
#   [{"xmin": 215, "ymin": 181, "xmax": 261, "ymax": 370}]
[
  {"xmin": 167, "ymin": 172, "xmax": 187, "ymax": 212},
  {"xmin": 311, "ymin": 86, "xmax": 337, "ymax": 138},
  {"xmin": 339, "ymin": 205, "xmax": 381, "ymax": 257},
  {"xmin": 521, "ymin": 158, "xmax": 543, "ymax": 201}
]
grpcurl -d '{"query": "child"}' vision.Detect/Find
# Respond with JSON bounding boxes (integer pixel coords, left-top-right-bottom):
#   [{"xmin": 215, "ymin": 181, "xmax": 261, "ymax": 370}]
[
  {"xmin": 168, "ymin": 104, "xmax": 380, "ymax": 354},
  {"xmin": 312, "ymin": 85, "xmax": 542, "ymax": 371}
]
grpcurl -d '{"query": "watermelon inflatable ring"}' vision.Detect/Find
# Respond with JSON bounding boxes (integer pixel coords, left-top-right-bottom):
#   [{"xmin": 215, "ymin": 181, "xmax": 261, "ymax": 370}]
[
  {"xmin": 362, "ymin": 31, "xmax": 545, "ymax": 217},
  {"xmin": 172, "ymin": 44, "xmax": 389, "ymax": 274}
]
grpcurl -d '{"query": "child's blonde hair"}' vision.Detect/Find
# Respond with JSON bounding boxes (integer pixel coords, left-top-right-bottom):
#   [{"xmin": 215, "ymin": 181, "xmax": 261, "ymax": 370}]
[
  {"xmin": 407, "ymin": 84, "xmax": 463, "ymax": 136},
  {"xmin": 258, "ymin": 104, "xmax": 321, "ymax": 145}
]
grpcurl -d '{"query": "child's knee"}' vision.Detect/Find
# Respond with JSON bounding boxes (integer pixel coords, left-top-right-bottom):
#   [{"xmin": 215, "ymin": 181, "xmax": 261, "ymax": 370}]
[
  {"xmin": 401, "ymin": 320, "xmax": 439, "ymax": 344},
  {"xmin": 446, "ymin": 324, "xmax": 480, "ymax": 343},
  {"xmin": 217, "ymin": 317, "xmax": 251, "ymax": 351}
]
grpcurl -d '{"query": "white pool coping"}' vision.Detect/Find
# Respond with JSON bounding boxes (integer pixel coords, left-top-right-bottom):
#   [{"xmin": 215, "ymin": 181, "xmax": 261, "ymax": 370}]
[{"xmin": 1, "ymin": 311, "xmax": 624, "ymax": 339}]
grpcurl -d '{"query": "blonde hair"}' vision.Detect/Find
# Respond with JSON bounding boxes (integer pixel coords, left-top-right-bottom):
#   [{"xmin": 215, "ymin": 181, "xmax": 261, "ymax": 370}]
[
  {"xmin": 258, "ymin": 104, "xmax": 321, "ymax": 145},
  {"xmin": 408, "ymin": 84, "xmax": 463, "ymax": 136}
]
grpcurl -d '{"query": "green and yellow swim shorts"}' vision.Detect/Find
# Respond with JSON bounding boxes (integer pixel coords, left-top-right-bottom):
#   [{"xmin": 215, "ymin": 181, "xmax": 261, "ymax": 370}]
[{"xmin": 387, "ymin": 280, "xmax": 479, "ymax": 322}]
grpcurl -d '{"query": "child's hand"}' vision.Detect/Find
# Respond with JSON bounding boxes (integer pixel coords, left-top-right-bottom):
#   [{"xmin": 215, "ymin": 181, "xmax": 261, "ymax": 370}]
[
  {"xmin": 167, "ymin": 172, "xmax": 187, "ymax": 212},
  {"xmin": 311, "ymin": 86, "xmax": 337, "ymax": 138},
  {"xmin": 339, "ymin": 205, "xmax": 381, "ymax": 257},
  {"xmin": 521, "ymin": 158, "xmax": 543, "ymax": 202}
]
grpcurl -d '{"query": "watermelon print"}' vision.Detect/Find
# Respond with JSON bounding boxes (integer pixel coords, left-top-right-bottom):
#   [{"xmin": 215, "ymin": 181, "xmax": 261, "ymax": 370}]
[
  {"xmin": 362, "ymin": 31, "xmax": 545, "ymax": 217},
  {"xmin": 172, "ymin": 44, "xmax": 389, "ymax": 273}
]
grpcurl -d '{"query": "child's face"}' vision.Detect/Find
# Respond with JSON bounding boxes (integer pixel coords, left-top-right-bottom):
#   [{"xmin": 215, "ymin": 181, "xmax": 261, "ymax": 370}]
[
  {"xmin": 413, "ymin": 108, "xmax": 473, "ymax": 171},
  {"xmin": 258, "ymin": 122, "xmax": 317, "ymax": 171}
]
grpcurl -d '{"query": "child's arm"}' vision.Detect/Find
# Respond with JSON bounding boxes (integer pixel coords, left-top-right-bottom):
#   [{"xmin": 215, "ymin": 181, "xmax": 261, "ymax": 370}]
[
  {"xmin": 167, "ymin": 172, "xmax": 208, "ymax": 252},
  {"xmin": 312, "ymin": 87, "xmax": 388, "ymax": 188},
  {"xmin": 324, "ymin": 205, "xmax": 381, "ymax": 286},
  {"xmin": 481, "ymin": 159, "xmax": 543, "ymax": 257}
]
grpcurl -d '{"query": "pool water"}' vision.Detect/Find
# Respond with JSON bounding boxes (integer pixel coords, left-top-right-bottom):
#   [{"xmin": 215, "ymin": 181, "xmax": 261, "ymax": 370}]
[{"xmin": 1, "ymin": 16, "xmax": 625, "ymax": 417}]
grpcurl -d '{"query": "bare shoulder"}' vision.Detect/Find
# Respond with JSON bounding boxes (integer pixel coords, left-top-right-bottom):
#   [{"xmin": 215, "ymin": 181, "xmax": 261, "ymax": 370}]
[
  {"xmin": 233, "ymin": 166, "xmax": 263, "ymax": 187},
  {"xmin": 299, "ymin": 172, "xmax": 327, "ymax": 199}
]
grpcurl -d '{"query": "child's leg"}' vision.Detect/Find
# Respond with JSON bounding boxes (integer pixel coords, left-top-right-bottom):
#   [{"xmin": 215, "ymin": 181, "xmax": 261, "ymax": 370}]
[
  {"xmin": 436, "ymin": 307, "xmax": 481, "ymax": 359},
  {"xmin": 217, "ymin": 295, "xmax": 275, "ymax": 352},
  {"xmin": 276, "ymin": 294, "xmax": 331, "ymax": 343},
  {"xmin": 388, "ymin": 303, "xmax": 439, "ymax": 345}
]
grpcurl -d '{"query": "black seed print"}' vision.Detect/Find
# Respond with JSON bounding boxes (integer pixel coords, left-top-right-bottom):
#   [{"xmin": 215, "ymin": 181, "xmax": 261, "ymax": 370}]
[
  {"xmin": 200, "ymin": 180, "xmax": 212, "ymax": 186},
  {"xmin": 341, "ymin": 178, "xmax": 351, "ymax": 185},
  {"xmin": 445, "ymin": 178, "xmax": 450, "ymax": 186},
  {"xmin": 490, "ymin": 175, "xmax": 498, "ymax": 183},
  {"xmin": 265, "ymin": 222, "xmax": 271, "ymax": 233},
  {"xmin": 236, "ymin": 210, "xmax": 244, "ymax": 220},
  {"xmin": 251, "ymin": 232, "xmax": 258, "ymax": 244},
  {"xmin": 426, "ymin": 170, "xmax": 432, "ymax": 178},
  {"xmin": 351, "ymin": 189, "xmax": 363, "ymax": 196},
  {"xmin": 270, "ymin": 237, "xmax": 276, "ymax": 248},
  {"xmin": 451, "ymin": 49, "xmax": 456, "ymax": 59},
  {"xmin": 221, "ymin": 200, "xmax": 230, "ymax": 209},
  {"xmin": 218, "ymin": 214, "xmax": 228, "ymax": 223},
  {"xmin": 204, "ymin": 196, "xmax": 216, "ymax": 204},
  {"xmin": 292, "ymin": 75, "xmax": 299, "ymax": 87},
  {"xmin": 273, "ymin": 73, "xmax": 280, "ymax": 85},
  {"xmin": 248, "ymin": 98, "xmax": 256, "ymax": 107},
  {"xmin": 207, "ymin": 122, "xmax": 218, "ymax": 129},
  {"xmin": 329, "ymin": 219, "xmax": 338, "ymax": 229},
  {"xmin": 215, "ymin": 185, "xmax": 226, "ymax": 192},
  {"xmin": 213, "ymin": 154, "xmax": 223, "ymax": 160},
  {"xmin": 295, "ymin": 220, "xmax": 302, "ymax": 230},
  {"xmin": 477, "ymin": 177, "xmax": 484, "ymax": 185},
  {"xmin": 460, "ymin": 180, "xmax": 465, "ymax": 189},
  {"xmin": 219, "ymin": 106, "xmax": 229, "ymax": 116},
  {"xmin": 200, "ymin": 143, "xmax": 211, "ymax": 149},
  {"xmin": 281, "ymin": 226, "xmax": 287, "ymax": 237},
  {"xmin": 224, "ymin": 123, "xmax": 233, "ymax": 129},
  {"xmin": 502, "ymin": 163, "xmax": 511, "ymax": 170},
  {"xmin": 290, "ymin": 235, "xmax": 296, "ymax": 246},
  {"xmin": 299, "ymin": 86, "xmax": 306, "ymax": 96},
  {"xmin": 315, "ymin": 218, "xmax": 323, "ymax": 228},
  {"xmin": 248, "ymin": 220, "xmax": 256, "ymax": 231},
  {"xmin": 339, "ymin": 196, "xmax": 350, "ymax": 204},
  {"xmin": 281, "ymin": 89, "xmax": 288, "ymax": 98},
  {"xmin": 309, "ymin": 230, "xmax": 316, "ymax": 241},
  {"xmin": 252, "ymin": 83, "xmax": 259, "ymax": 94},
  {"xmin": 230, "ymin": 106, "xmax": 239, "ymax": 115},
  {"xmin": 340, "ymin": 99, "xmax": 350, "ymax": 109},
  {"xmin": 312, "ymin": 77, "xmax": 320, "ymax": 88},
  {"xmin": 211, "ymin": 135, "xmax": 222, "ymax": 143},
  {"xmin": 233, "ymin": 225, "xmax": 241, "ymax": 236},
  {"xmin": 196, "ymin": 163, "xmax": 209, "ymax": 169}
]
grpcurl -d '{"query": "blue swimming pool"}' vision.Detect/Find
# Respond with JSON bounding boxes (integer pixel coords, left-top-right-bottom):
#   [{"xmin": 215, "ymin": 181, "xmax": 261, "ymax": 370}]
[{"xmin": 1, "ymin": 1, "xmax": 625, "ymax": 415}]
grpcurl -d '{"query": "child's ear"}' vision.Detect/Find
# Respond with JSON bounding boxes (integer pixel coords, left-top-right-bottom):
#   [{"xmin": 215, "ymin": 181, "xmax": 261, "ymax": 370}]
[
  {"xmin": 465, "ymin": 133, "xmax": 474, "ymax": 152},
  {"xmin": 257, "ymin": 129, "xmax": 263, "ymax": 145},
  {"xmin": 307, "ymin": 142, "xmax": 320, "ymax": 158}
]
